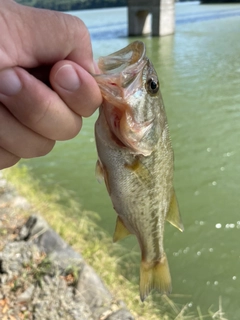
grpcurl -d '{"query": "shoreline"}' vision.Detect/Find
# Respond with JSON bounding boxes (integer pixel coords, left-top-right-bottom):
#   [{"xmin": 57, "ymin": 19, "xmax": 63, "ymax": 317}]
[
  {"xmin": 0, "ymin": 170, "xmax": 134, "ymax": 320},
  {"xmin": 1, "ymin": 166, "xmax": 220, "ymax": 319}
]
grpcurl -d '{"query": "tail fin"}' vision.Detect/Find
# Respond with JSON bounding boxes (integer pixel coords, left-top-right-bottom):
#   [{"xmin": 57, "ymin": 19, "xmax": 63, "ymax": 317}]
[{"xmin": 140, "ymin": 254, "xmax": 172, "ymax": 302}]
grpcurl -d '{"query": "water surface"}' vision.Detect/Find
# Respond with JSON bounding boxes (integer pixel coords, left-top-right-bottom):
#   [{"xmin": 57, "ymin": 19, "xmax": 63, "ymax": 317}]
[{"xmin": 20, "ymin": 3, "xmax": 240, "ymax": 318}]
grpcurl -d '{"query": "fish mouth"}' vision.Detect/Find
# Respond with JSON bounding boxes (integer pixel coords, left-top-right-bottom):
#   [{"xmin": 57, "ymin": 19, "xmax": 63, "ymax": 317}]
[
  {"xmin": 93, "ymin": 41, "xmax": 147, "ymax": 102},
  {"xmin": 94, "ymin": 41, "xmax": 155, "ymax": 156}
]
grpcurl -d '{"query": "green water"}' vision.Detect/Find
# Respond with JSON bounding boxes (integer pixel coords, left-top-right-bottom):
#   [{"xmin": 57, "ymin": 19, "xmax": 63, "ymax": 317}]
[{"xmin": 19, "ymin": 3, "xmax": 240, "ymax": 318}]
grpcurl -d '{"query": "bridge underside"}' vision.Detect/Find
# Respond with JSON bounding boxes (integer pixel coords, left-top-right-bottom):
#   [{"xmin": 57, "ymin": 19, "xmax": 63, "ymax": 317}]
[{"xmin": 128, "ymin": 0, "xmax": 175, "ymax": 36}]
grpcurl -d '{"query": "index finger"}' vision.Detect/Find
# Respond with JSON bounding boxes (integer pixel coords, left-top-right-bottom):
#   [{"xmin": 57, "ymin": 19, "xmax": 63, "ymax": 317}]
[{"xmin": 2, "ymin": 1, "xmax": 95, "ymax": 72}]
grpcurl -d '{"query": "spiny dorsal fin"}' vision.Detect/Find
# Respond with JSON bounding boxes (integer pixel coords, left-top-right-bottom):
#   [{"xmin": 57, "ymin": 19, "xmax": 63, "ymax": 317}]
[
  {"xmin": 166, "ymin": 190, "xmax": 184, "ymax": 232},
  {"xmin": 113, "ymin": 216, "xmax": 132, "ymax": 243},
  {"xmin": 140, "ymin": 254, "xmax": 172, "ymax": 302}
]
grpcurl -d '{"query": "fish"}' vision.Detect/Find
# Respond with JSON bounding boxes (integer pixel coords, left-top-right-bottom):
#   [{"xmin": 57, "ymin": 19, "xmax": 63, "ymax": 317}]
[{"xmin": 93, "ymin": 41, "xmax": 183, "ymax": 301}]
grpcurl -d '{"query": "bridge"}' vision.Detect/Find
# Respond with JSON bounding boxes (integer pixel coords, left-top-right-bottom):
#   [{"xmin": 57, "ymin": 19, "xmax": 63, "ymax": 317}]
[
  {"xmin": 127, "ymin": 0, "xmax": 175, "ymax": 36},
  {"xmin": 127, "ymin": 0, "xmax": 240, "ymax": 36}
]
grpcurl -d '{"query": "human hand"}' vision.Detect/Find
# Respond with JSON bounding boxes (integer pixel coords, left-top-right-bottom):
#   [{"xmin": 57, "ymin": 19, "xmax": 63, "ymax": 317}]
[{"xmin": 0, "ymin": 0, "xmax": 102, "ymax": 169}]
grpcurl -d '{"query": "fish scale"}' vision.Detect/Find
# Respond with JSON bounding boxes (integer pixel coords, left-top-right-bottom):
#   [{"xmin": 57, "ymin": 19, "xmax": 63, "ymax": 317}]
[{"xmin": 94, "ymin": 41, "xmax": 183, "ymax": 301}]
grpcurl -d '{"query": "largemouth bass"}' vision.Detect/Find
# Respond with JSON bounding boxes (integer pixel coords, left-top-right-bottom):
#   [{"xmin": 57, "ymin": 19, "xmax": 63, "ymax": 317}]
[{"xmin": 94, "ymin": 41, "xmax": 183, "ymax": 301}]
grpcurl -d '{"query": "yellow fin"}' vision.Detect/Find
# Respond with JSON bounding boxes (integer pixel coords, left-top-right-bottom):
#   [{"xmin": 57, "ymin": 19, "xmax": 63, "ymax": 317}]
[
  {"xmin": 140, "ymin": 254, "xmax": 172, "ymax": 302},
  {"xmin": 166, "ymin": 190, "xmax": 184, "ymax": 232},
  {"xmin": 96, "ymin": 160, "xmax": 111, "ymax": 194},
  {"xmin": 124, "ymin": 157, "xmax": 141, "ymax": 171},
  {"xmin": 95, "ymin": 160, "xmax": 104, "ymax": 184},
  {"xmin": 113, "ymin": 216, "xmax": 131, "ymax": 243},
  {"xmin": 124, "ymin": 157, "xmax": 151, "ymax": 184}
]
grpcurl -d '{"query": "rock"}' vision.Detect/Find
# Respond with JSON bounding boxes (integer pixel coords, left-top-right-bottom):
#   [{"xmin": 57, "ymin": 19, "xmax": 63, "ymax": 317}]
[
  {"xmin": 0, "ymin": 241, "xmax": 38, "ymax": 280},
  {"xmin": 105, "ymin": 309, "xmax": 135, "ymax": 320},
  {"xmin": 17, "ymin": 284, "xmax": 35, "ymax": 302},
  {"xmin": 0, "ymin": 207, "xmax": 135, "ymax": 319},
  {"xmin": 77, "ymin": 263, "xmax": 112, "ymax": 320},
  {"xmin": 12, "ymin": 196, "xmax": 31, "ymax": 210},
  {"xmin": 18, "ymin": 215, "xmax": 83, "ymax": 270},
  {"xmin": 37, "ymin": 228, "xmax": 83, "ymax": 268},
  {"xmin": 18, "ymin": 214, "xmax": 49, "ymax": 240},
  {"xmin": 31, "ymin": 274, "xmax": 92, "ymax": 320}
]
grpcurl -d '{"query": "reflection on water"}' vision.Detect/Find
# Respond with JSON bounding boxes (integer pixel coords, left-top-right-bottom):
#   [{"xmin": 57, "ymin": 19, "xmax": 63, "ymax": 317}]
[{"xmin": 21, "ymin": 3, "xmax": 240, "ymax": 318}]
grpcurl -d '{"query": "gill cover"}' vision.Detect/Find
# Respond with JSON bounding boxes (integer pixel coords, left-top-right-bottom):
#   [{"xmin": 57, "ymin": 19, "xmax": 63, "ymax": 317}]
[{"xmin": 93, "ymin": 41, "xmax": 161, "ymax": 156}]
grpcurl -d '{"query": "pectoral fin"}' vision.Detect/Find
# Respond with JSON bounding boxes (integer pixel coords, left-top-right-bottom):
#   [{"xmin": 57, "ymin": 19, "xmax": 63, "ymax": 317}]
[
  {"xmin": 95, "ymin": 159, "xmax": 111, "ymax": 194},
  {"xmin": 95, "ymin": 160, "xmax": 104, "ymax": 184},
  {"xmin": 124, "ymin": 157, "xmax": 151, "ymax": 184},
  {"xmin": 166, "ymin": 190, "xmax": 184, "ymax": 232},
  {"xmin": 113, "ymin": 216, "xmax": 132, "ymax": 242}
]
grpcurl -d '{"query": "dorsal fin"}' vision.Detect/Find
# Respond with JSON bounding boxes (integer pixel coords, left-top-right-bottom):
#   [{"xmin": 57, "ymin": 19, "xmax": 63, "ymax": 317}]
[
  {"xmin": 113, "ymin": 216, "xmax": 132, "ymax": 242},
  {"xmin": 166, "ymin": 190, "xmax": 184, "ymax": 232}
]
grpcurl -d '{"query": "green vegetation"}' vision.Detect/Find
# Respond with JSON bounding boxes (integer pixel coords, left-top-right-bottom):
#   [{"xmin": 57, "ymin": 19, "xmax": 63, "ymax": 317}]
[
  {"xmin": 22, "ymin": 254, "xmax": 53, "ymax": 288},
  {"xmin": 15, "ymin": 0, "xmax": 127, "ymax": 11},
  {"xmin": 3, "ymin": 166, "xmax": 226, "ymax": 319}
]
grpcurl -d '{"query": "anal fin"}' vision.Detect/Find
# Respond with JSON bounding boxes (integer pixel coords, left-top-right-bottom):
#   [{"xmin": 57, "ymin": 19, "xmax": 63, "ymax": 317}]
[
  {"xmin": 166, "ymin": 190, "xmax": 184, "ymax": 232},
  {"xmin": 113, "ymin": 216, "xmax": 132, "ymax": 243}
]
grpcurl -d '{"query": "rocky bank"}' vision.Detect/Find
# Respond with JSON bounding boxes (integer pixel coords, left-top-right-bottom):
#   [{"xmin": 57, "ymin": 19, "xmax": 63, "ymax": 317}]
[{"xmin": 0, "ymin": 172, "xmax": 134, "ymax": 320}]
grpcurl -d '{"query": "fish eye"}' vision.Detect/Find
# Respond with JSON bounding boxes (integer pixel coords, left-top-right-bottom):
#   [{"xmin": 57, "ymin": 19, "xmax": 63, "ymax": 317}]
[{"xmin": 146, "ymin": 78, "xmax": 159, "ymax": 95}]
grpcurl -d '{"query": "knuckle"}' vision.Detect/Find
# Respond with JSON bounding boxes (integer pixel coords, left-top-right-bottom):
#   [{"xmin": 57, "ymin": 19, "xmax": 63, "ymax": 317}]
[
  {"xmin": 30, "ymin": 97, "xmax": 52, "ymax": 127},
  {"xmin": 62, "ymin": 14, "xmax": 90, "ymax": 47},
  {"xmin": 34, "ymin": 139, "xmax": 55, "ymax": 158},
  {"xmin": 0, "ymin": 153, "xmax": 20, "ymax": 169},
  {"xmin": 58, "ymin": 116, "xmax": 82, "ymax": 141},
  {"xmin": 24, "ymin": 139, "xmax": 55, "ymax": 159},
  {"xmin": 66, "ymin": 120, "xmax": 82, "ymax": 140}
]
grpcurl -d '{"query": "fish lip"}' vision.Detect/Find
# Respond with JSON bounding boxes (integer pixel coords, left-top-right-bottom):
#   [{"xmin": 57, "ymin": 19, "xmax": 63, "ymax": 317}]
[
  {"xmin": 93, "ymin": 41, "xmax": 147, "ymax": 101},
  {"xmin": 97, "ymin": 41, "xmax": 146, "ymax": 75},
  {"xmin": 94, "ymin": 41, "xmax": 156, "ymax": 156}
]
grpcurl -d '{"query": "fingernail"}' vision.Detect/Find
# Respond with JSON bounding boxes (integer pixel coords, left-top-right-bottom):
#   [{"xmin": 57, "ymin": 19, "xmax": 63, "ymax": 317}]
[
  {"xmin": 54, "ymin": 64, "xmax": 81, "ymax": 91},
  {"xmin": 0, "ymin": 69, "xmax": 22, "ymax": 96}
]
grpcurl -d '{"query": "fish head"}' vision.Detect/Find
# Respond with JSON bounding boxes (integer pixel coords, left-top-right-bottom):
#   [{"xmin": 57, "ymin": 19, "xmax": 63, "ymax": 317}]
[{"xmin": 94, "ymin": 41, "xmax": 164, "ymax": 156}]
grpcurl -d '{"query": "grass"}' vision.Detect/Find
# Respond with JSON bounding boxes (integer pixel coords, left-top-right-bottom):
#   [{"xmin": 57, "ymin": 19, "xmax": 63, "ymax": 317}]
[
  {"xmin": 22, "ymin": 254, "xmax": 53, "ymax": 288},
  {"xmin": 2, "ymin": 165, "xmax": 227, "ymax": 320}
]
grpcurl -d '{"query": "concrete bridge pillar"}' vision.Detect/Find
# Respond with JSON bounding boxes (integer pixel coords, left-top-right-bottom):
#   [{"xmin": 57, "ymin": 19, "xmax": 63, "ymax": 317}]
[{"xmin": 127, "ymin": 0, "xmax": 175, "ymax": 36}]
